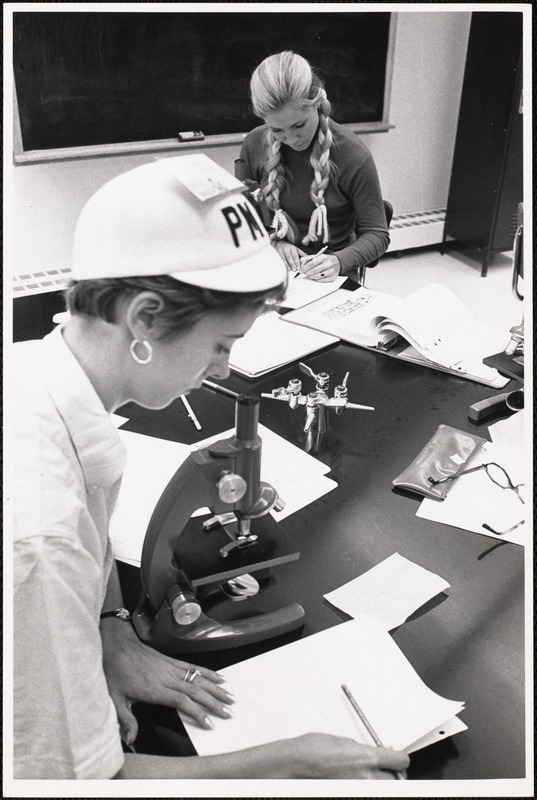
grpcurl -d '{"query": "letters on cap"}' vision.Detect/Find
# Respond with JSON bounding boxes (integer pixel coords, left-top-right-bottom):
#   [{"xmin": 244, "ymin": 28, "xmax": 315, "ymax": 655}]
[
  {"xmin": 221, "ymin": 202, "xmax": 266, "ymax": 248},
  {"xmin": 72, "ymin": 155, "xmax": 287, "ymax": 293}
]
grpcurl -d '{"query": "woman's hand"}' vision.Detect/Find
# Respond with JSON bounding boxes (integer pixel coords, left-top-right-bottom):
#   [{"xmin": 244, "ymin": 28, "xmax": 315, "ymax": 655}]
[
  {"xmin": 283, "ymin": 733, "xmax": 409, "ymax": 779},
  {"xmin": 299, "ymin": 253, "xmax": 342, "ymax": 282},
  {"xmin": 272, "ymin": 240, "xmax": 307, "ymax": 272},
  {"xmin": 100, "ymin": 619, "xmax": 234, "ymax": 746}
]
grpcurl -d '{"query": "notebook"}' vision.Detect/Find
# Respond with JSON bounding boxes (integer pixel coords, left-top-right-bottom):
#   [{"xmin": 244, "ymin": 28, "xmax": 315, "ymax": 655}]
[{"xmin": 229, "ymin": 309, "xmax": 338, "ymax": 378}]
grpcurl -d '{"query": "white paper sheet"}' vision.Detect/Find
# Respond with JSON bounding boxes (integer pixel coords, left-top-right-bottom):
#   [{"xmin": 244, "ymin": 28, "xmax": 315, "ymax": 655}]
[
  {"xmin": 109, "ymin": 431, "xmax": 191, "ymax": 563},
  {"xmin": 110, "ymin": 424, "xmax": 336, "ymax": 565},
  {"xmin": 181, "ymin": 617, "xmax": 465, "ymax": 756},
  {"xmin": 323, "ymin": 552, "xmax": 450, "ymax": 630},
  {"xmin": 408, "ymin": 714, "xmax": 468, "ymax": 753},
  {"xmin": 488, "ymin": 409, "xmax": 526, "ymax": 485},
  {"xmin": 282, "ymin": 273, "xmax": 346, "ymax": 309},
  {"xmin": 111, "ymin": 413, "xmax": 129, "ymax": 428},
  {"xmin": 416, "ymin": 442, "xmax": 526, "ymax": 546}
]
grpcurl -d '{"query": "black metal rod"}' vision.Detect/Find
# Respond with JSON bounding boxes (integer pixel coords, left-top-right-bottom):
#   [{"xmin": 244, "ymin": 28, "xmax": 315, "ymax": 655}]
[{"xmin": 235, "ymin": 394, "xmax": 259, "ymax": 441}]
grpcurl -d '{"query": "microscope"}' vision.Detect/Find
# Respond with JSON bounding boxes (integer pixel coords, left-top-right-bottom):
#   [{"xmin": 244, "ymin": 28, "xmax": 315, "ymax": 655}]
[{"xmin": 131, "ymin": 386, "xmax": 305, "ymax": 656}]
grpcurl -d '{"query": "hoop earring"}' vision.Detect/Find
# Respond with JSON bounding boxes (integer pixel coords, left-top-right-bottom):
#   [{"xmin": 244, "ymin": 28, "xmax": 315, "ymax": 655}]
[{"xmin": 130, "ymin": 338, "xmax": 153, "ymax": 365}]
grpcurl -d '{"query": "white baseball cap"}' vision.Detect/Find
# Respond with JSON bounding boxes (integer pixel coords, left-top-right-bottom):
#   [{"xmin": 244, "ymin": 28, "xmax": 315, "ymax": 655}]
[{"xmin": 72, "ymin": 156, "xmax": 286, "ymax": 292}]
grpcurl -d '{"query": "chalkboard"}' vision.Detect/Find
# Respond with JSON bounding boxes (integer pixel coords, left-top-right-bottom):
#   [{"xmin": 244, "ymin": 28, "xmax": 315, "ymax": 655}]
[{"xmin": 13, "ymin": 11, "xmax": 393, "ymax": 153}]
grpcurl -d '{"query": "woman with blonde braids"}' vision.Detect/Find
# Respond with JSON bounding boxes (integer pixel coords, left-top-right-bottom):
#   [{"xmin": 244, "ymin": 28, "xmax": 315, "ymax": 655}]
[{"xmin": 239, "ymin": 51, "xmax": 390, "ymax": 283}]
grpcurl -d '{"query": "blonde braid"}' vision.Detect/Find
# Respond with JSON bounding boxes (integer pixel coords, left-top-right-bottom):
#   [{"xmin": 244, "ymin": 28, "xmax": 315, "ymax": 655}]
[
  {"xmin": 262, "ymin": 131, "xmax": 291, "ymax": 241},
  {"xmin": 302, "ymin": 92, "xmax": 333, "ymax": 246}
]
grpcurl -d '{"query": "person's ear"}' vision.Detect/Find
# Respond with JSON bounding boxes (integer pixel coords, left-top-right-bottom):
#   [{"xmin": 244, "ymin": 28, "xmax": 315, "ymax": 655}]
[{"xmin": 124, "ymin": 291, "xmax": 166, "ymax": 341}]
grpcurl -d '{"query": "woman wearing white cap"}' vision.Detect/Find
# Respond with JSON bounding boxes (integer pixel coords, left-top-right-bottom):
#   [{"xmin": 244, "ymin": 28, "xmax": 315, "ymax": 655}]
[
  {"xmin": 11, "ymin": 157, "xmax": 408, "ymax": 780},
  {"xmin": 240, "ymin": 51, "xmax": 389, "ymax": 282}
]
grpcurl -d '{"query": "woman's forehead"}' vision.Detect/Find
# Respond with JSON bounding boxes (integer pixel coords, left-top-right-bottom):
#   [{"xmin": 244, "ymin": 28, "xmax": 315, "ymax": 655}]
[{"xmin": 264, "ymin": 103, "xmax": 314, "ymax": 128}]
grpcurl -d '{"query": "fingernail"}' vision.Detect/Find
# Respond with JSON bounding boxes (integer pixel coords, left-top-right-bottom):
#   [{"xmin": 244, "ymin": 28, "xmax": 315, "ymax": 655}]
[
  {"xmin": 221, "ymin": 706, "xmax": 234, "ymax": 718},
  {"xmin": 203, "ymin": 716, "xmax": 215, "ymax": 729},
  {"xmin": 121, "ymin": 729, "xmax": 134, "ymax": 747},
  {"xmin": 223, "ymin": 690, "xmax": 236, "ymax": 702}
]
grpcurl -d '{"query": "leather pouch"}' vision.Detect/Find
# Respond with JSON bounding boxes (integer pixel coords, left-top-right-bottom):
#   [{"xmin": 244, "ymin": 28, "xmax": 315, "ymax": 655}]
[{"xmin": 392, "ymin": 424, "xmax": 487, "ymax": 500}]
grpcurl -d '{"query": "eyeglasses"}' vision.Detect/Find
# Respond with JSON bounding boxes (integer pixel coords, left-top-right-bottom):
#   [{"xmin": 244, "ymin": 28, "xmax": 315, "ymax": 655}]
[{"xmin": 428, "ymin": 462, "xmax": 525, "ymax": 536}]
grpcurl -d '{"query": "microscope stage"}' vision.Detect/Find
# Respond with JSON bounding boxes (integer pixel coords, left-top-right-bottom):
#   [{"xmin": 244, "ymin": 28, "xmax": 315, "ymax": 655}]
[{"xmin": 174, "ymin": 512, "xmax": 300, "ymax": 588}]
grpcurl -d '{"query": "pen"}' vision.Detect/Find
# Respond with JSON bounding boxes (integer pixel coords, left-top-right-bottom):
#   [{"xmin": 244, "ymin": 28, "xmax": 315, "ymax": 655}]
[
  {"xmin": 180, "ymin": 394, "xmax": 202, "ymax": 431},
  {"xmin": 341, "ymin": 684, "xmax": 407, "ymax": 780},
  {"xmin": 294, "ymin": 245, "xmax": 329, "ymax": 277}
]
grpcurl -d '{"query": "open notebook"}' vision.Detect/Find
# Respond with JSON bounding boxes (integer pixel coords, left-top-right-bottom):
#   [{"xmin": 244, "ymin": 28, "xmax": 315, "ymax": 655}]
[
  {"xmin": 181, "ymin": 617, "xmax": 466, "ymax": 756},
  {"xmin": 229, "ymin": 309, "xmax": 338, "ymax": 378},
  {"xmin": 283, "ymin": 283, "xmax": 511, "ymax": 388}
]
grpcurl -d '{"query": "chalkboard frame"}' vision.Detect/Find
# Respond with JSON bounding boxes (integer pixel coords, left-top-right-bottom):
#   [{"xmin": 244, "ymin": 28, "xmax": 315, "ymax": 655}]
[{"xmin": 13, "ymin": 11, "xmax": 397, "ymax": 164}]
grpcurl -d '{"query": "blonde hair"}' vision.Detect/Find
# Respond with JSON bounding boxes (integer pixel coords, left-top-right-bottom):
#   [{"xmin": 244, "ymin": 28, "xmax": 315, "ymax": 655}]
[{"xmin": 250, "ymin": 51, "xmax": 333, "ymax": 245}]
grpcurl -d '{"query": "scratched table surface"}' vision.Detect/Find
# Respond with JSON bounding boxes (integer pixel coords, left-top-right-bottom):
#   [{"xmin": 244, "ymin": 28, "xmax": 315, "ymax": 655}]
[{"xmin": 117, "ymin": 342, "xmax": 526, "ymax": 781}]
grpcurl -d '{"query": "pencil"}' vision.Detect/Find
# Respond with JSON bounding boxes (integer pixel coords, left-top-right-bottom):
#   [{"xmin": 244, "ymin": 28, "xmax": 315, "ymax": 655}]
[
  {"xmin": 300, "ymin": 245, "xmax": 328, "ymax": 265},
  {"xmin": 180, "ymin": 394, "xmax": 202, "ymax": 431},
  {"xmin": 341, "ymin": 684, "xmax": 407, "ymax": 780},
  {"xmin": 201, "ymin": 380, "xmax": 240, "ymax": 400}
]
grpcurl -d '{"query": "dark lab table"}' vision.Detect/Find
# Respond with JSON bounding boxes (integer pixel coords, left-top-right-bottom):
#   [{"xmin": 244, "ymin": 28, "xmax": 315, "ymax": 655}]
[{"xmin": 117, "ymin": 343, "xmax": 526, "ymax": 781}]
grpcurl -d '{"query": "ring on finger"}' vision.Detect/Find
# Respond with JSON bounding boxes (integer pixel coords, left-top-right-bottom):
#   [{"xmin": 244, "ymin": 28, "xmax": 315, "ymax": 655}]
[{"xmin": 184, "ymin": 668, "xmax": 202, "ymax": 683}]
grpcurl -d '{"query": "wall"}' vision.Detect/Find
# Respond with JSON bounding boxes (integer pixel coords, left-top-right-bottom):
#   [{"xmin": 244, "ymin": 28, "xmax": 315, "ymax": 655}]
[
  {"xmin": 11, "ymin": 11, "xmax": 471, "ymax": 276},
  {"xmin": 361, "ymin": 11, "xmax": 471, "ymax": 211}
]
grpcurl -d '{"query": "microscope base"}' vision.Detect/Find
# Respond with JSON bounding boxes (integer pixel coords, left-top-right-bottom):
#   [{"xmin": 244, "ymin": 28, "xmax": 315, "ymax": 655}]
[
  {"xmin": 133, "ymin": 513, "xmax": 304, "ymax": 655},
  {"xmin": 132, "ymin": 599, "xmax": 306, "ymax": 656}
]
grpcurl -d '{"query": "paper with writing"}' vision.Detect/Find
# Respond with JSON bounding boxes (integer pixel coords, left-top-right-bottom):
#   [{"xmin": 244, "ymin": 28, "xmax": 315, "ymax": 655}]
[
  {"xmin": 166, "ymin": 154, "xmax": 244, "ymax": 201},
  {"xmin": 282, "ymin": 273, "xmax": 346, "ymax": 309}
]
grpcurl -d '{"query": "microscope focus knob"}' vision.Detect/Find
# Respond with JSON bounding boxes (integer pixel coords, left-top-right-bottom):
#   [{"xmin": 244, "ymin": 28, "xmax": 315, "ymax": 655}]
[
  {"xmin": 217, "ymin": 471, "xmax": 247, "ymax": 504},
  {"xmin": 170, "ymin": 592, "xmax": 202, "ymax": 626}
]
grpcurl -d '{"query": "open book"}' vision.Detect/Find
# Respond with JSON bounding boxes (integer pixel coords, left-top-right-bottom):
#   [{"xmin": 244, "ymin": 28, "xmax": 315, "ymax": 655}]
[
  {"xmin": 283, "ymin": 283, "xmax": 511, "ymax": 388},
  {"xmin": 181, "ymin": 617, "xmax": 466, "ymax": 757}
]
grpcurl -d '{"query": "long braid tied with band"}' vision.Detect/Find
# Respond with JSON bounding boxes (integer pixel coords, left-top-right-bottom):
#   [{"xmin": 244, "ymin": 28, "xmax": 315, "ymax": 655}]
[{"xmin": 250, "ymin": 51, "xmax": 334, "ymax": 245}]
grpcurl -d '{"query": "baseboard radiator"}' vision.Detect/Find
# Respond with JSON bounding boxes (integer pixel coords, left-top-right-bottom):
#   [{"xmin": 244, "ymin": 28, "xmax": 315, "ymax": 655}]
[
  {"xmin": 12, "ymin": 267, "xmax": 72, "ymax": 298},
  {"xmin": 387, "ymin": 208, "xmax": 446, "ymax": 253},
  {"xmin": 12, "ymin": 208, "xmax": 447, "ymax": 298}
]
